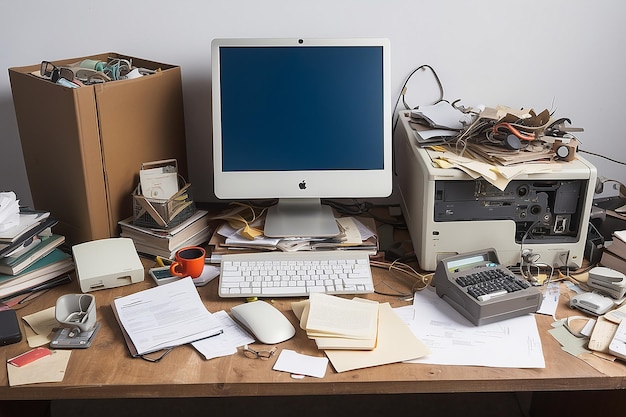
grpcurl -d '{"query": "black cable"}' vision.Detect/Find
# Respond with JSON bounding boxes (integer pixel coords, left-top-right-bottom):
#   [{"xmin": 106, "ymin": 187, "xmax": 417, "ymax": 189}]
[
  {"xmin": 323, "ymin": 199, "xmax": 406, "ymax": 228},
  {"xmin": 392, "ymin": 64, "xmax": 445, "ymax": 133},
  {"xmin": 579, "ymin": 149, "xmax": 626, "ymax": 166},
  {"xmin": 398, "ymin": 64, "xmax": 445, "ymax": 111}
]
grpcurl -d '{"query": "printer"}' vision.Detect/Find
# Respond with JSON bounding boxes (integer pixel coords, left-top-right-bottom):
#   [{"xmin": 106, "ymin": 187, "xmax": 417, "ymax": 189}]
[
  {"xmin": 72, "ymin": 238, "xmax": 144, "ymax": 292},
  {"xmin": 394, "ymin": 112, "xmax": 597, "ymax": 271}
]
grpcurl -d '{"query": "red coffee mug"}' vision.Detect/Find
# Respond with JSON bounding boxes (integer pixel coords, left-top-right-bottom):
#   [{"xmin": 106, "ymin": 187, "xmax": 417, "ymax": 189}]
[{"xmin": 169, "ymin": 246, "xmax": 206, "ymax": 278}]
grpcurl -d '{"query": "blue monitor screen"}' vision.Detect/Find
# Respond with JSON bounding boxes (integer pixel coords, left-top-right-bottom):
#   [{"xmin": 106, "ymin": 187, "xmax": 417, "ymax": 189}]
[{"xmin": 219, "ymin": 46, "xmax": 385, "ymax": 172}]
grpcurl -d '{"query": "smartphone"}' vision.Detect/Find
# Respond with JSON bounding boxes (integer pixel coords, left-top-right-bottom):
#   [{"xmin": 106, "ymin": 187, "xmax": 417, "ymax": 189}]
[{"xmin": 0, "ymin": 308, "xmax": 22, "ymax": 346}]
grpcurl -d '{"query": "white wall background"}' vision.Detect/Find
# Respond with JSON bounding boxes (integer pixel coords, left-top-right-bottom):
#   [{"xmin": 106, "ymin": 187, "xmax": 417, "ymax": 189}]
[{"xmin": 1, "ymin": 0, "xmax": 625, "ymax": 207}]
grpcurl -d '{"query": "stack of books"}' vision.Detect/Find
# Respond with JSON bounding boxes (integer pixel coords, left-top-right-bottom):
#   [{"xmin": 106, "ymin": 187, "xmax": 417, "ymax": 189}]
[
  {"xmin": 601, "ymin": 230, "xmax": 626, "ymax": 274},
  {"xmin": 0, "ymin": 209, "xmax": 74, "ymax": 301},
  {"xmin": 118, "ymin": 209, "xmax": 212, "ymax": 259}
]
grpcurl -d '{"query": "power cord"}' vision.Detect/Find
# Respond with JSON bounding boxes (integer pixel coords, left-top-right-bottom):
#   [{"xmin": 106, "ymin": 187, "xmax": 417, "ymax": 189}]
[
  {"xmin": 392, "ymin": 64, "xmax": 446, "ymax": 149},
  {"xmin": 370, "ymin": 258, "xmax": 433, "ymax": 300}
]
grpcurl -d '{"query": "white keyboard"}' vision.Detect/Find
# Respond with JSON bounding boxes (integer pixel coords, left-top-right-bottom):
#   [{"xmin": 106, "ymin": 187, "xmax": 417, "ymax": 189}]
[{"xmin": 218, "ymin": 251, "xmax": 374, "ymax": 298}]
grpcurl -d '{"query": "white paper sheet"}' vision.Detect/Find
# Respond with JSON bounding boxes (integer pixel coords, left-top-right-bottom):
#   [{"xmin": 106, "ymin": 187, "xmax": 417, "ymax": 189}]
[
  {"xmin": 396, "ymin": 287, "xmax": 545, "ymax": 368},
  {"xmin": 273, "ymin": 349, "xmax": 328, "ymax": 378},
  {"xmin": 192, "ymin": 310, "xmax": 255, "ymax": 360}
]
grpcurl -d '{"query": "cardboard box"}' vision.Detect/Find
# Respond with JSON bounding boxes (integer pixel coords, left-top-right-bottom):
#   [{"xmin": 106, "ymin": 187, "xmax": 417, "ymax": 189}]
[{"xmin": 9, "ymin": 53, "xmax": 188, "ymax": 246}]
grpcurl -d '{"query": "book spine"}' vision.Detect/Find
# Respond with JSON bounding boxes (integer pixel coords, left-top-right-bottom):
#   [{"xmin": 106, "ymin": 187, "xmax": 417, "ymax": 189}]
[{"xmin": 600, "ymin": 250, "xmax": 626, "ymax": 275}]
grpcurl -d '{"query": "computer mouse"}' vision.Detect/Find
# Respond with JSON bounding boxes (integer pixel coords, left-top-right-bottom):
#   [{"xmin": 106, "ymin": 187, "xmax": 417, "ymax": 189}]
[{"xmin": 230, "ymin": 301, "xmax": 296, "ymax": 344}]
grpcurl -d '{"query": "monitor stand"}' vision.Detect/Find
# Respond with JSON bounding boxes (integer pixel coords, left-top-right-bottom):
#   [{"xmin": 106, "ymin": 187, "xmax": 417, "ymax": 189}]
[{"xmin": 263, "ymin": 198, "xmax": 339, "ymax": 238}]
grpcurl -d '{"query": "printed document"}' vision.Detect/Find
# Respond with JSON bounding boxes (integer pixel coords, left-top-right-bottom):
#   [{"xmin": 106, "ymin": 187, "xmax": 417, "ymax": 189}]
[
  {"xmin": 113, "ymin": 277, "xmax": 222, "ymax": 355},
  {"xmin": 396, "ymin": 287, "xmax": 545, "ymax": 368}
]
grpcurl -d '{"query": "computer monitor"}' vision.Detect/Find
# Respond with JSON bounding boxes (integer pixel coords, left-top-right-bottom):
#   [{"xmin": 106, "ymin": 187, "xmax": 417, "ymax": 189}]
[{"xmin": 211, "ymin": 38, "xmax": 392, "ymax": 237}]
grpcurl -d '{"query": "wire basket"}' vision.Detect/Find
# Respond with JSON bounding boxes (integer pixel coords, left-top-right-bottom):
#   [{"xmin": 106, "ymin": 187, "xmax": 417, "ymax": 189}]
[{"xmin": 132, "ymin": 181, "xmax": 196, "ymax": 229}]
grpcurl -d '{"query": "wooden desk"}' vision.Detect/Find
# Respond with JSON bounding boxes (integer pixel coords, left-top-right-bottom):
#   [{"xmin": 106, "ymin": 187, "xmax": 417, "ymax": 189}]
[{"xmin": 1, "ymin": 259, "xmax": 626, "ymax": 401}]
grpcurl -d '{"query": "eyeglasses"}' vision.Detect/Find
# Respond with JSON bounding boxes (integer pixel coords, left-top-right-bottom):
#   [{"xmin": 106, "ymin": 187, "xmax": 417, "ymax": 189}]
[
  {"xmin": 40, "ymin": 61, "xmax": 74, "ymax": 83},
  {"xmin": 103, "ymin": 58, "xmax": 132, "ymax": 80},
  {"xmin": 242, "ymin": 344, "xmax": 277, "ymax": 360}
]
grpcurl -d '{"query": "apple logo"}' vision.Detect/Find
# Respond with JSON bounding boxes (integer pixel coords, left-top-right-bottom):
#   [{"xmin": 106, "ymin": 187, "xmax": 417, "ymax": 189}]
[{"xmin": 299, "ymin": 180, "xmax": 306, "ymax": 190}]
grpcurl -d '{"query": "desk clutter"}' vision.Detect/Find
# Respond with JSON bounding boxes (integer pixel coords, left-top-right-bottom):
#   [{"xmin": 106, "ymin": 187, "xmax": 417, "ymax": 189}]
[
  {"xmin": 36, "ymin": 56, "xmax": 159, "ymax": 88},
  {"xmin": 406, "ymin": 94, "xmax": 582, "ymax": 166},
  {"xmin": 118, "ymin": 159, "xmax": 213, "ymax": 260},
  {"xmin": 0, "ymin": 192, "xmax": 73, "ymax": 304},
  {"xmin": 410, "ymin": 104, "xmax": 580, "ymax": 161},
  {"xmin": 546, "ymin": 234, "xmax": 626, "ymax": 367},
  {"xmin": 9, "ymin": 53, "xmax": 188, "ymax": 247},
  {"xmin": 3, "ymin": 197, "xmax": 626, "ymax": 385}
]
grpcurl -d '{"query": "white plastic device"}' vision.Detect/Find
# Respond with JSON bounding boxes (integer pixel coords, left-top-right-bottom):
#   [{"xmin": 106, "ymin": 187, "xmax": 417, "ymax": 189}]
[
  {"xmin": 569, "ymin": 292, "xmax": 614, "ymax": 316},
  {"xmin": 588, "ymin": 266, "xmax": 626, "ymax": 299},
  {"xmin": 72, "ymin": 238, "xmax": 144, "ymax": 292}
]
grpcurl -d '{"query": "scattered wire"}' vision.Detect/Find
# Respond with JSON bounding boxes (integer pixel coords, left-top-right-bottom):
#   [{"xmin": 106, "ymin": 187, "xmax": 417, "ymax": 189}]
[
  {"xmin": 392, "ymin": 64, "xmax": 445, "ymax": 138},
  {"xmin": 371, "ymin": 258, "xmax": 433, "ymax": 300}
]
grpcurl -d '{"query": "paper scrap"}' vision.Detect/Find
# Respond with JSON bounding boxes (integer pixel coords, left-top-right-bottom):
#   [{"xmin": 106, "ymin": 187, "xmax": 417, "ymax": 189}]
[
  {"xmin": 191, "ymin": 310, "xmax": 254, "ymax": 360},
  {"xmin": 536, "ymin": 282, "xmax": 560, "ymax": 316},
  {"xmin": 7, "ymin": 349, "xmax": 71, "ymax": 386},
  {"xmin": 273, "ymin": 349, "xmax": 328, "ymax": 378},
  {"xmin": 21, "ymin": 306, "xmax": 58, "ymax": 347},
  {"xmin": 0, "ymin": 192, "xmax": 20, "ymax": 232}
]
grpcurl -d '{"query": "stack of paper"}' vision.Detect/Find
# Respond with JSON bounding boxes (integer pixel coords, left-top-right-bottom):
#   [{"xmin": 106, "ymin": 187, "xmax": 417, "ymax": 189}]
[
  {"xmin": 294, "ymin": 293, "xmax": 379, "ymax": 350},
  {"xmin": 0, "ymin": 192, "xmax": 20, "ymax": 232},
  {"xmin": 0, "ymin": 210, "xmax": 56, "ymax": 258},
  {"xmin": 408, "ymin": 102, "xmax": 475, "ymax": 146},
  {"xmin": 0, "ymin": 198, "xmax": 71, "ymax": 301},
  {"xmin": 210, "ymin": 215, "xmax": 378, "ymax": 255},
  {"xmin": 292, "ymin": 293, "xmax": 431, "ymax": 373},
  {"xmin": 410, "ymin": 101, "xmax": 473, "ymax": 130}
]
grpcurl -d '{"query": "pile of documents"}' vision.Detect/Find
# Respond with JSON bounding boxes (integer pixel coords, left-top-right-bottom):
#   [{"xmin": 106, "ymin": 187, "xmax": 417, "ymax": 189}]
[
  {"xmin": 294, "ymin": 293, "xmax": 379, "ymax": 350},
  {"xmin": 208, "ymin": 204, "xmax": 379, "ymax": 255},
  {"xmin": 409, "ymin": 105, "xmax": 579, "ymax": 167},
  {"xmin": 292, "ymin": 293, "xmax": 431, "ymax": 373},
  {"xmin": 409, "ymin": 101, "xmax": 475, "ymax": 146},
  {"xmin": 0, "ymin": 192, "xmax": 73, "ymax": 302},
  {"xmin": 112, "ymin": 278, "xmax": 223, "ymax": 356}
]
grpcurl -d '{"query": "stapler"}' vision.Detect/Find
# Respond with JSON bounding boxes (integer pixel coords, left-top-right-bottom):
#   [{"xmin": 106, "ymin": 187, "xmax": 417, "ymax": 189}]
[{"xmin": 50, "ymin": 294, "xmax": 100, "ymax": 349}]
